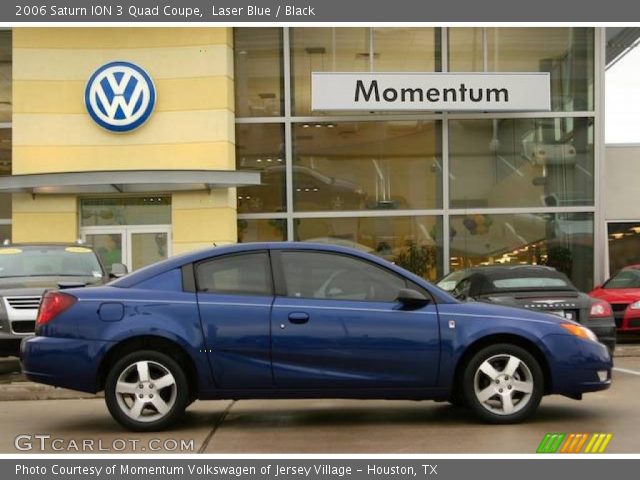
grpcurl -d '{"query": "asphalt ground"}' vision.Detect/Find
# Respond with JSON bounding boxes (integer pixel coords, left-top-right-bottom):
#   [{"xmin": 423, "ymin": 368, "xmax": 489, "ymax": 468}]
[{"xmin": 0, "ymin": 344, "xmax": 639, "ymax": 454}]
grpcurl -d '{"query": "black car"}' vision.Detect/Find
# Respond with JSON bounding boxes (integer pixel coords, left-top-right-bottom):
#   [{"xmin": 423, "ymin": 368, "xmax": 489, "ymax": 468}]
[{"xmin": 437, "ymin": 265, "xmax": 616, "ymax": 352}]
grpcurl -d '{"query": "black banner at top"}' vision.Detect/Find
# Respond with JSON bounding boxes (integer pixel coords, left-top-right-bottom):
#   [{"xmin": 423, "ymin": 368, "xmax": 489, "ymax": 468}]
[{"xmin": 2, "ymin": 0, "xmax": 640, "ymax": 22}]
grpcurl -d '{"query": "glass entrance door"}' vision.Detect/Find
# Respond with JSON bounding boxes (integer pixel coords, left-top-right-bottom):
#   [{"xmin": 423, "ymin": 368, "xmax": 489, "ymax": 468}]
[{"xmin": 82, "ymin": 226, "xmax": 171, "ymax": 273}]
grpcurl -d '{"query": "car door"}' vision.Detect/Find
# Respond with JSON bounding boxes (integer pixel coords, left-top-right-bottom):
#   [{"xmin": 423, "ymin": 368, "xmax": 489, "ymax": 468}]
[
  {"xmin": 195, "ymin": 251, "xmax": 274, "ymax": 389},
  {"xmin": 270, "ymin": 249, "xmax": 441, "ymax": 389}
]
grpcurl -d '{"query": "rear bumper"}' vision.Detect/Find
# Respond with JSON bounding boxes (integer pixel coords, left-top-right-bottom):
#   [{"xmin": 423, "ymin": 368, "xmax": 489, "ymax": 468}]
[
  {"xmin": 587, "ymin": 321, "xmax": 617, "ymax": 352},
  {"xmin": 20, "ymin": 335, "xmax": 112, "ymax": 393},
  {"xmin": 543, "ymin": 334, "xmax": 613, "ymax": 398}
]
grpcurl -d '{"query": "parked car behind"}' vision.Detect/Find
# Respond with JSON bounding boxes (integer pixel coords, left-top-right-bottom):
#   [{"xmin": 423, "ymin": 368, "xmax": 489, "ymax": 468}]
[
  {"xmin": 21, "ymin": 243, "xmax": 612, "ymax": 431},
  {"xmin": 0, "ymin": 243, "xmax": 122, "ymax": 356},
  {"xmin": 437, "ymin": 265, "xmax": 616, "ymax": 352},
  {"xmin": 590, "ymin": 264, "xmax": 640, "ymax": 333}
]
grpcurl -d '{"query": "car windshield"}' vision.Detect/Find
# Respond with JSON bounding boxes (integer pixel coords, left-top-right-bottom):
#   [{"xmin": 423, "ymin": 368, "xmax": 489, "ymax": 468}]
[
  {"xmin": 0, "ymin": 246, "xmax": 104, "ymax": 278},
  {"xmin": 437, "ymin": 270, "xmax": 466, "ymax": 291},
  {"xmin": 604, "ymin": 269, "xmax": 640, "ymax": 289},
  {"xmin": 491, "ymin": 276, "xmax": 570, "ymax": 290}
]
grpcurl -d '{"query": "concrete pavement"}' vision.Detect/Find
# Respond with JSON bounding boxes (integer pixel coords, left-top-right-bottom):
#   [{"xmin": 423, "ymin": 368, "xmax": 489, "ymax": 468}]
[{"xmin": 0, "ymin": 356, "xmax": 639, "ymax": 454}]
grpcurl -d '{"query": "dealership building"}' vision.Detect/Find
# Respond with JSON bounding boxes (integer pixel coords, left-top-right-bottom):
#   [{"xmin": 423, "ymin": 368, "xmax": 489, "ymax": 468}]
[{"xmin": 0, "ymin": 27, "xmax": 638, "ymax": 290}]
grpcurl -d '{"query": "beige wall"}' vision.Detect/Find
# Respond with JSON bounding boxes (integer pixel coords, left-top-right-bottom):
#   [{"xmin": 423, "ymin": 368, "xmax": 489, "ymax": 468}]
[
  {"xmin": 11, "ymin": 27, "xmax": 237, "ymax": 246},
  {"xmin": 605, "ymin": 145, "xmax": 640, "ymax": 221}
]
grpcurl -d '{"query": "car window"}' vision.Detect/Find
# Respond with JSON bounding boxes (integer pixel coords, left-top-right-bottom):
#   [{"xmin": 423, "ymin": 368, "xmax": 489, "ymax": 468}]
[
  {"xmin": 437, "ymin": 270, "xmax": 466, "ymax": 291},
  {"xmin": 453, "ymin": 277, "xmax": 472, "ymax": 299},
  {"xmin": 491, "ymin": 277, "xmax": 569, "ymax": 289},
  {"xmin": 0, "ymin": 246, "xmax": 104, "ymax": 279},
  {"xmin": 280, "ymin": 251, "xmax": 406, "ymax": 302},
  {"xmin": 604, "ymin": 269, "xmax": 640, "ymax": 289},
  {"xmin": 196, "ymin": 252, "xmax": 272, "ymax": 296}
]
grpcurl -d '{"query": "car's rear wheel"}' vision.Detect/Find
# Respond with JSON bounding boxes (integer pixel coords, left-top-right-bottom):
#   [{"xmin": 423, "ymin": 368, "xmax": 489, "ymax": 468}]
[
  {"xmin": 105, "ymin": 350, "xmax": 189, "ymax": 431},
  {"xmin": 462, "ymin": 343, "xmax": 543, "ymax": 424}
]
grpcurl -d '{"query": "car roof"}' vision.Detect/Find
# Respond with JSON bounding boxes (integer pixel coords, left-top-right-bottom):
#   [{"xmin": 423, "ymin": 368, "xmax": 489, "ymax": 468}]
[
  {"xmin": 111, "ymin": 242, "xmax": 455, "ymax": 303},
  {"xmin": 450, "ymin": 264, "xmax": 559, "ymax": 277}
]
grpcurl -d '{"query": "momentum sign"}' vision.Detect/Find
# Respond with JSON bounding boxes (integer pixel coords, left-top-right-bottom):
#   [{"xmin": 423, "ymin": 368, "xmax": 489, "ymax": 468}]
[{"xmin": 312, "ymin": 72, "xmax": 551, "ymax": 112}]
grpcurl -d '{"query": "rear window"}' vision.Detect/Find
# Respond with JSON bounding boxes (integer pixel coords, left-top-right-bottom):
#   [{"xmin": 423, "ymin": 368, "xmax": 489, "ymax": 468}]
[
  {"xmin": 491, "ymin": 277, "xmax": 570, "ymax": 290},
  {"xmin": 0, "ymin": 246, "xmax": 104, "ymax": 278}
]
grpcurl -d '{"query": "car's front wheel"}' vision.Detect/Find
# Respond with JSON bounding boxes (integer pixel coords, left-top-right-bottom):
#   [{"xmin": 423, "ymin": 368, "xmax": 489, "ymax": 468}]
[
  {"xmin": 462, "ymin": 343, "xmax": 543, "ymax": 424},
  {"xmin": 105, "ymin": 350, "xmax": 189, "ymax": 431}
]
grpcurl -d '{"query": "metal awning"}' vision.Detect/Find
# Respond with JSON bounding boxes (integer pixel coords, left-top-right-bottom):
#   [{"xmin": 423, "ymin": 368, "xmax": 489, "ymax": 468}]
[{"xmin": 0, "ymin": 170, "xmax": 261, "ymax": 194}]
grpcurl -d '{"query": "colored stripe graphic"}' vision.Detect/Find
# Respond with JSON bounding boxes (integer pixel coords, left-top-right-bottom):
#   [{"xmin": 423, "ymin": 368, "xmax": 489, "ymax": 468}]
[
  {"xmin": 538, "ymin": 433, "xmax": 612, "ymax": 453},
  {"xmin": 537, "ymin": 433, "xmax": 565, "ymax": 453}
]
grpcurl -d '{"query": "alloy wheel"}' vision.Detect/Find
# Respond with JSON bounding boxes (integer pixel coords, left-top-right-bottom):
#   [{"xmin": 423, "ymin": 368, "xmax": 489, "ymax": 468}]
[
  {"xmin": 114, "ymin": 360, "xmax": 177, "ymax": 423},
  {"xmin": 473, "ymin": 353, "xmax": 534, "ymax": 416}
]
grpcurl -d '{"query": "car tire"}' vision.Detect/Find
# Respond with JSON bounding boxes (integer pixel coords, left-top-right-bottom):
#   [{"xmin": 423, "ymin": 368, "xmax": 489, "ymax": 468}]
[
  {"xmin": 462, "ymin": 343, "xmax": 543, "ymax": 424},
  {"xmin": 105, "ymin": 350, "xmax": 189, "ymax": 432}
]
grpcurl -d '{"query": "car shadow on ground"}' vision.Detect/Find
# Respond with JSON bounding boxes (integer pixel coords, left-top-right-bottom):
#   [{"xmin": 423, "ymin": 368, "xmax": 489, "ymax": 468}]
[{"xmin": 217, "ymin": 401, "xmax": 606, "ymax": 430}]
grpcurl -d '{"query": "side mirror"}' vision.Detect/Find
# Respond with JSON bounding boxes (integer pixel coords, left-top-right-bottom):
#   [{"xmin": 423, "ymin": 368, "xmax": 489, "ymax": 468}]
[
  {"xmin": 110, "ymin": 263, "xmax": 128, "ymax": 279},
  {"xmin": 396, "ymin": 288, "xmax": 430, "ymax": 308}
]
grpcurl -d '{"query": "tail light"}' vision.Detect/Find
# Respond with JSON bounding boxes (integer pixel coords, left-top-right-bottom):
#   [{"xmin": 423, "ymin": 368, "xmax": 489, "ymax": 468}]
[
  {"xmin": 589, "ymin": 299, "xmax": 613, "ymax": 319},
  {"xmin": 36, "ymin": 291, "xmax": 76, "ymax": 327}
]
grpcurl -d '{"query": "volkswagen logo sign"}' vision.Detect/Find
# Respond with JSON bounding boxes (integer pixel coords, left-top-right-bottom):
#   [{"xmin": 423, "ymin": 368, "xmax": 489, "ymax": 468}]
[{"xmin": 85, "ymin": 61, "xmax": 156, "ymax": 133}]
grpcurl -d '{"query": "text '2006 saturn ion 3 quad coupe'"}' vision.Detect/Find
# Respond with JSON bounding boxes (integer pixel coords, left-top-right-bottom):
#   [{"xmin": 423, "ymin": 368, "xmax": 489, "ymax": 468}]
[{"xmin": 21, "ymin": 243, "xmax": 612, "ymax": 431}]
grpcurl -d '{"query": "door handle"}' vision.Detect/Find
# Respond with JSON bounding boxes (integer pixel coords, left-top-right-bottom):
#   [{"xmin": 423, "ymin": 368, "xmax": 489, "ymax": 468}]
[{"xmin": 288, "ymin": 312, "xmax": 309, "ymax": 324}]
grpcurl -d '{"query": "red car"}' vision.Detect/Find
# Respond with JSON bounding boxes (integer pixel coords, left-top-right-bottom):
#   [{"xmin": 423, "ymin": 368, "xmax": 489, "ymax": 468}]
[{"xmin": 590, "ymin": 265, "xmax": 640, "ymax": 332}]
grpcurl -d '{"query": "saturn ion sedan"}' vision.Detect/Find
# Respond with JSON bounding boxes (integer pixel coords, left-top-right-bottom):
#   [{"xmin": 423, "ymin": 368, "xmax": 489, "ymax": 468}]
[{"xmin": 21, "ymin": 243, "xmax": 612, "ymax": 431}]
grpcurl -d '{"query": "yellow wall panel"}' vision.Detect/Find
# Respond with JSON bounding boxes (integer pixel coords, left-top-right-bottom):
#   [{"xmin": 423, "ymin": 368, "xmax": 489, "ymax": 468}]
[
  {"xmin": 11, "ymin": 194, "xmax": 78, "ymax": 243},
  {"xmin": 14, "ymin": 76, "xmax": 235, "ymax": 114},
  {"xmin": 13, "ymin": 28, "xmax": 232, "ymax": 50},
  {"xmin": 13, "ymin": 110, "xmax": 235, "ymax": 148},
  {"xmin": 12, "ymin": 213, "xmax": 78, "ymax": 243},
  {"xmin": 172, "ymin": 207, "xmax": 236, "ymax": 244},
  {"xmin": 14, "ymin": 45, "xmax": 234, "ymax": 81},
  {"xmin": 12, "ymin": 194, "xmax": 76, "ymax": 213},
  {"xmin": 13, "ymin": 142, "xmax": 235, "ymax": 174}
]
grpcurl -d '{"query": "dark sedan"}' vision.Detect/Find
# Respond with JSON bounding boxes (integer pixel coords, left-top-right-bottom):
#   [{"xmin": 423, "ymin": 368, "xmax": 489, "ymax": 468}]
[{"xmin": 437, "ymin": 265, "xmax": 616, "ymax": 352}]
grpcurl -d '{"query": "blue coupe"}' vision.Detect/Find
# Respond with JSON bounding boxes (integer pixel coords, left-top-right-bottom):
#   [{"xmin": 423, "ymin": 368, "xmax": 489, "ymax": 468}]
[{"xmin": 21, "ymin": 243, "xmax": 612, "ymax": 431}]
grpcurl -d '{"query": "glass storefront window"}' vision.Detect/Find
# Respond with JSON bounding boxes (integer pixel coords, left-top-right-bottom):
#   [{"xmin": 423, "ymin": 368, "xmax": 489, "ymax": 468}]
[
  {"xmin": 236, "ymin": 124, "xmax": 286, "ymax": 213},
  {"xmin": 449, "ymin": 27, "xmax": 594, "ymax": 112},
  {"xmin": 238, "ymin": 219, "xmax": 287, "ymax": 243},
  {"xmin": 0, "ymin": 129, "xmax": 10, "ymax": 177},
  {"xmin": 450, "ymin": 212, "xmax": 594, "ymax": 291},
  {"xmin": 293, "ymin": 121, "xmax": 442, "ymax": 211},
  {"xmin": 234, "ymin": 28, "xmax": 284, "ymax": 117},
  {"xmin": 0, "ymin": 31, "xmax": 10, "ymax": 122},
  {"xmin": 449, "ymin": 117, "xmax": 594, "ymax": 209},
  {"xmin": 607, "ymin": 223, "xmax": 640, "ymax": 276},
  {"xmin": 292, "ymin": 28, "xmax": 440, "ymax": 115},
  {"xmin": 294, "ymin": 215, "xmax": 443, "ymax": 281},
  {"xmin": 0, "ymin": 194, "xmax": 9, "ymax": 219},
  {"xmin": 0, "ymin": 224, "xmax": 9, "ymax": 242},
  {"xmin": 80, "ymin": 197, "xmax": 171, "ymax": 226}
]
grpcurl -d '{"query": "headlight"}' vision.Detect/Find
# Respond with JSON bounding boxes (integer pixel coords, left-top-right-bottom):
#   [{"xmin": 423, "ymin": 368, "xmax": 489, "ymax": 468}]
[
  {"xmin": 561, "ymin": 323, "xmax": 599, "ymax": 342},
  {"xmin": 629, "ymin": 300, "xmax": 640, "ymax": 310}
]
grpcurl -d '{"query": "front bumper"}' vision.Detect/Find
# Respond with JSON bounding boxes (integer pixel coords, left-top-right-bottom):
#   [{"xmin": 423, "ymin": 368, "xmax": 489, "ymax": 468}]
[
  {"xmin": 0, "ymin": 331, "xmax": 33, "ymax": 357},
  {"xmin": 20, "ymin": 335, "xmax": 113, "ymax": 393},
  {"xmin": 543, "ymin": 334, "xmax": 613, "ymax": 398}
]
